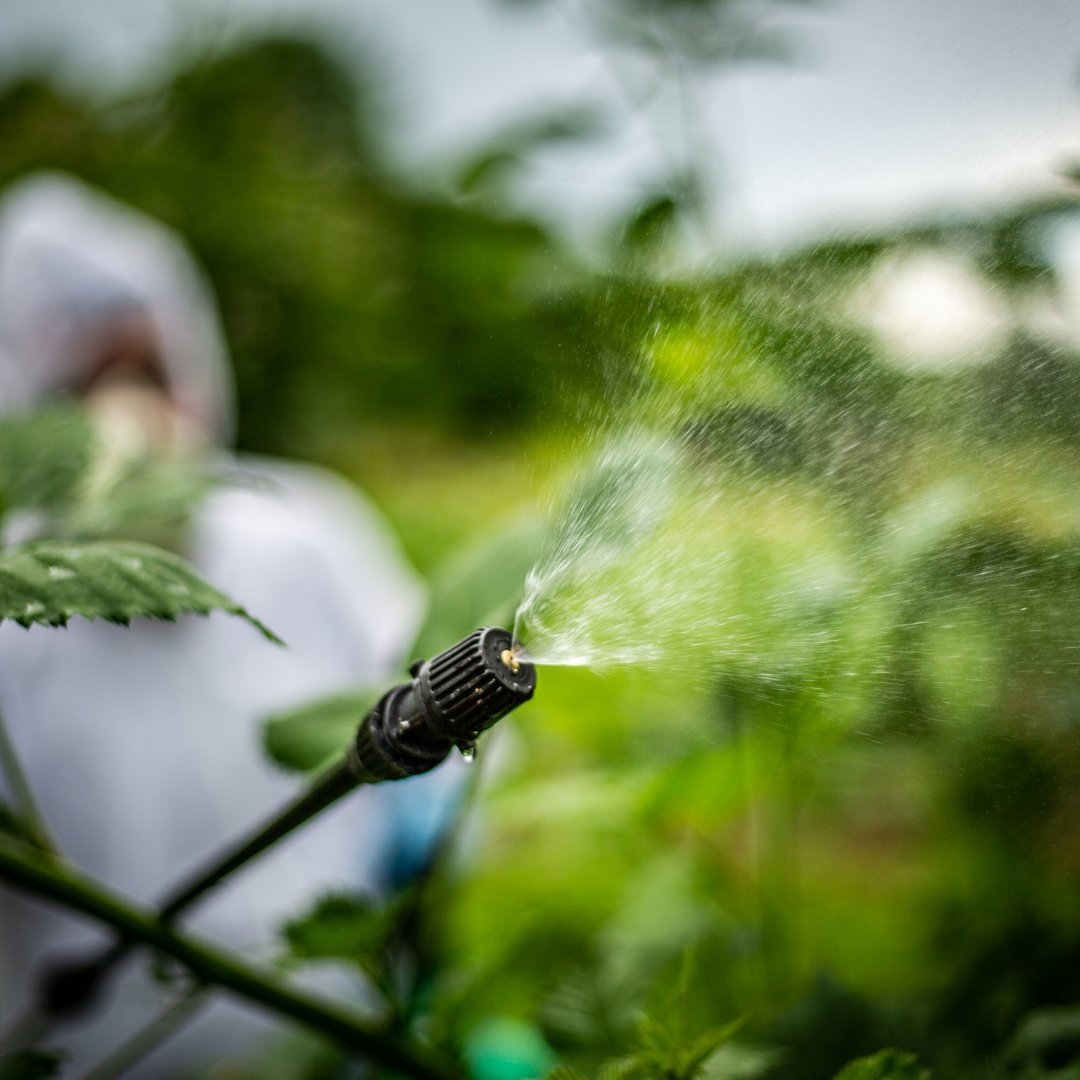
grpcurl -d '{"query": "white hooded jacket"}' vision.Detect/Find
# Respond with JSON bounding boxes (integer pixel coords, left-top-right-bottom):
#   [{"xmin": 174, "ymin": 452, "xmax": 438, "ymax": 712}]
[{"xmin": 0, "ymin": 174, "xmax": 430, "ymax": 1073}]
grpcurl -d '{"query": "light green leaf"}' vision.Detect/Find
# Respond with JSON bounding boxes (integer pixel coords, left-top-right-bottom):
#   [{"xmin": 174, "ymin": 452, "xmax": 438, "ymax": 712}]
[
  {"xmin": 0, "ymin": 406, "xmax": 95, "ymax": 520},
  {"xmin": 0, "ymin": 539, "xmax": 279, "ymax": 641},
  {"xmin": 596, "ymin": 1058, "xmax": 641, "ymax": 1080},
  {"xmin": 263, "ymin": 688, "xmax": 381, "ymax": 773},
  {"xmin": 831, "ymin": 1049, "xmax": 929, "ymax": 1080},
  {"xmin": 63, "ymin": 457, "xmax": 214, "ymax": 542},
  {"xmin": 412, "ymin": 517, "xmax": 543, "ymax": 661}
]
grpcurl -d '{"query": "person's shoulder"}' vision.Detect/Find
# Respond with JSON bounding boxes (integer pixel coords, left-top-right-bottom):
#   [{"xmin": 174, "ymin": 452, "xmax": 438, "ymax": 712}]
[
  {"xmin": 210, "ymin": 454, "xmax": 404, "ymax": 554},
  {"xmin": 196, "ymin": 454, "xmax": 426, "ymax": 670}
]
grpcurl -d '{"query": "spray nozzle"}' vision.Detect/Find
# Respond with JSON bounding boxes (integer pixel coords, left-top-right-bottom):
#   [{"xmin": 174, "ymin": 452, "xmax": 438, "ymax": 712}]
[{"xmin": 352, "ymin": 627, "xmax": 536, "ymax": 780}]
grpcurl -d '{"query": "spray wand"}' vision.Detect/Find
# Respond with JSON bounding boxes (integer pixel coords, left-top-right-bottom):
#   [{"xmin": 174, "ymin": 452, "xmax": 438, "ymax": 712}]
[{"xmin": 39, "ymin": 626, "xmax": 536, "ymax": 1019}]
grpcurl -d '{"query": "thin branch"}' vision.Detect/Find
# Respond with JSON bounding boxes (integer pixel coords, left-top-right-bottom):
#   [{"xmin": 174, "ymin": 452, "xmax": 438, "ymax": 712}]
[
  {"xmin": 0, "ymin": 703, "xmax": 58, "ymax": 854},
  {"xmin": 0, "ymin": 838, "xmax": 458, "ymax": 1080},
  {"xmin": 77, "ymin": 988, "xmax": 209, "ymax": 1080}
]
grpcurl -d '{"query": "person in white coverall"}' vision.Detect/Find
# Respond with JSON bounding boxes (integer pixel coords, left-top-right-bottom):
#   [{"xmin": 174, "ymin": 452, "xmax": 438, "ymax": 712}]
[{"xmin": 0, "ymin": 173, "xmax": 447, "ymax": 1074}]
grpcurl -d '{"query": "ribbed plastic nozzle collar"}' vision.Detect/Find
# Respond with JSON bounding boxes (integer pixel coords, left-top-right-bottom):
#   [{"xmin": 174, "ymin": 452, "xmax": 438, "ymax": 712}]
[{"xmin": 419, "ymin": 627, "xmax": 536, "ymax": 742}]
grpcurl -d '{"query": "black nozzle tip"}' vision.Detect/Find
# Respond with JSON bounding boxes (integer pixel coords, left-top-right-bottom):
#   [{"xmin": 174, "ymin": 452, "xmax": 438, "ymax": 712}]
[
  {"xmin": 481, "ymin": 626, "xmax": 537, "ymax": 697},
  {"xmin": 354, "ymin": 627, "xmax": 537, "ymax": 782},
  {"xmin": 422, "ymin": 626, "xmax": 535, "ymax": 742}
]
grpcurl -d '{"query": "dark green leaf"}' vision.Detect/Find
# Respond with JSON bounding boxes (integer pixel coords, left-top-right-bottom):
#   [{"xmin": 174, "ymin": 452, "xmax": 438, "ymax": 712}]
[
  {"xmin": 830, "ymin": 1049, "xmax": 930, "ymax": 1080},
  {"xmin": 263, "ymin": 688, "xmax": 381, "ymax": 773},
  {"xmin": 622, "ymin": 194, "xmax": 679, "ymax": 253},
  {"xmin": 0, "ymin": 1049, "xmax": 67, "ymax": 1080},
  {"xmin": 0, "ymin": 406, "xmax": 95, "ymax": 520},
  {"xmin": 457, "ymin": 108, "xmax": 603, "ymax": 194},
  {"xmin": 1001, "ymin": 1006, "xmax": 1080, "ymax": 1076},
  {"xmin": 457, "ymin": 149, "xmax": 522, "ymax": 195},
  {"xmin": 281, "ymin": 890, "xmax": 399, "ymax": 971},
  {"xmin": 0, "ymin": 539, "xmax": 280, "ymax": 641}
]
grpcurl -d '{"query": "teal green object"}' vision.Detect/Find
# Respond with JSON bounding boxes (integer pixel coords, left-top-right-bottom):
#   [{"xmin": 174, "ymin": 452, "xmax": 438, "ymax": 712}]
[{"xmin": 464, "ymin": 1017, "xmax": 558, "ymax": 1080}]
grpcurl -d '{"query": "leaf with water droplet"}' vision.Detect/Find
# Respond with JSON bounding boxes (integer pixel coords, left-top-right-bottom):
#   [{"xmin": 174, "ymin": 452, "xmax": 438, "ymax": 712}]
[{"xmin": 0, "ymin": 539, "xmax": 279, "ymax": 641}]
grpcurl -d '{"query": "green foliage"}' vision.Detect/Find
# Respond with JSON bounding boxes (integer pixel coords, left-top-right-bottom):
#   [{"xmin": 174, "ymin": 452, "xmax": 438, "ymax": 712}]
[
  {"xmin": 1000, "ymin": 1006, "xmax": 1080, "ymax": 1078},
  {"xmin": 8, "ymin": 26, "xmax": 1080, "ymax": 1080},
  {"xmin": 0, "ymin": 403, "xmax": 214, "ymax": 545},
  {"xmin": 0, "ymin": 540, "xmax": 278, "ymax": 639},
  {"xmin": 281, "ymin": 890, "xmax": 401, "ymax": 976},
  {"xmin": 0, "ymin": 406, "xmax": 95, "ymax": 519},
  {"xmin": 830, "ymin": 1050, "xmax": 929, "ymax": 1080},
  {"xmin": 541, "ymin": 957, "xmax": 743, "ymax": 1080},
  {"xmin": 456, "ymin": 107, "xmax": 604, "ymax": 196},
  {"xmin": 263, "ymin": 689, "xmax": 382, "ymax": 773},
  {"xmin": 0, "ymin": 1050, "xmax": 66, "ymax": 1080},
  {"xmin": 411, "ymin": 517, "xmax": 544, "ymax": 661},
  {"xmin": 0, "ymin": 405, "xmax": 278, "ymax": 642},
  {"xmin": 64, "ymin": 456, "xmax": 214, "ymax": 544},
  {"xmin": 0, "ymin": 42, "xmax": 608, "ymax": 457},
  {"xmin": 279, "ymin": 888, "xmax": 425, "ymax": 1029}
]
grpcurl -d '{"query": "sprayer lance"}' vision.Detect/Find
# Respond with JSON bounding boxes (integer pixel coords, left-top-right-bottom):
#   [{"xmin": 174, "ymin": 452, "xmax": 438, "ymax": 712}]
[{"xmin": 40, "ymin": 627, "xmax": 536, "ymax": 1020}]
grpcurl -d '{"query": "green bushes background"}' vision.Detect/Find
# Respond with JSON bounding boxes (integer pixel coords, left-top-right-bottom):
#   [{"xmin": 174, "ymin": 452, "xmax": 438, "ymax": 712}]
[{"xmin": 5, "ymin": 28, "xmax": 1080, "ymax": 1079}]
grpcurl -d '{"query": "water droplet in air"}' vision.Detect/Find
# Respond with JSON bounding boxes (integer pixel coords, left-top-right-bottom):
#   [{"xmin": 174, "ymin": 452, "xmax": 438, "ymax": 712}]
[{"xmin": 458, "ymin": 742, "xmax": 477, "ymax": 764}]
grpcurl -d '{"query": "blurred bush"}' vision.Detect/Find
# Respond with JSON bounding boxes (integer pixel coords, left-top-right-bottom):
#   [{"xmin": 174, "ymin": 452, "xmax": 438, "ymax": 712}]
[{"xmin": 0, "ymin": 36, "xmax": 605, "ymax": 459}]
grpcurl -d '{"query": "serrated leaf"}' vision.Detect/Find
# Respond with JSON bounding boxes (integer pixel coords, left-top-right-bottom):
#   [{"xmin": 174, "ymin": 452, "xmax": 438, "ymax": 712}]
[
  {"xmin": 0, "ymin": 540, "xmax": 280, "ymax": 641},
  {"xmin": 597, "ymin": 1057, "xmax": 642, "ymax": 1080},
  {"xmin": 263, "ymin": 688, "xmax": 381, "ymax": 773},
  {"xmin": 830, "ymin": 1049, "xmax": 929, "ymax": 1080},
  {"xmin": 544, "ymin": 1068, "xmax": 591, "ymax": 1080},
  {"xmin": 678, "ymin": 1021, "xmax": 745, "ymax": 1076},
  {"xmin": 539, "ymin": 961, "xmax": 642, "ymax": 1054},
  {"xmin": 281, "ymin": 891, "xmax": 400, "ymax": 974},
  {"xmin": 0, "ymin": 406, "xmax": 95, "ymax": 519}
]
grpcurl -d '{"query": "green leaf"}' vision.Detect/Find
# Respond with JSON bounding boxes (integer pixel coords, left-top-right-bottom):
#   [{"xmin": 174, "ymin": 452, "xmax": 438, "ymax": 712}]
[
  {"xmin": 597, "ymin": 1058, "xmax": 641, "ymax": 1080},
  {"xmin": 1001, "ymin": 1006, "xmax": 1080, "ymax": 1076},
  {"xmin": 63, "ymin": 456, "xmax": 214, "ymax": 542},
  {"xmin": 0, "ymin": 1049, "xmax": 67, "ymax": 1080},
  {"xmin": 263, "ymin": 688, "xmax": 381, "ymax": 773},
  {"xmin": 0, "ymin": 539, "xmax": 280, "ymax": 641},
  {"xmin": 626, "ymin": 952, "xmax": 743, "ymax": 1080},
  {"xmin": 412, "ymin": 517, "xmax": 544, "ymax": 661},
  {"xmin": 830, "ymin": 1049, "xmax": 930, "ymax": 1080},
  {"xmin": 456, "ymin": 107, "xmax": 604, "ymax": 194},
  {"xmin": 0, "ymin": 406, "xmax": 95, "ymax": 520},
  {"xmin": 281, "ymin": 890, "xmax": 400, "ymax": 975},
  {"xmin": 621, "ymin": 194, "xmax": 679, "ymax": 253}
]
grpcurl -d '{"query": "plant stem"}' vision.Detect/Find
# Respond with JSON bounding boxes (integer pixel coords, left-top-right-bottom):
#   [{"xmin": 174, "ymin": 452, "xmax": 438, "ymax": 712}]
[
  {"xmin": 77, "ymin": 988, "xmax": 209, "ymax": 1080},
  {"xmin": 0, "ymin": 704, "xmax": 58, "ymax": 854},
  {"xmin": 158, "ymin": 757, "xmax": 361, "ymax": 921},
  {"xmin": 0, "ymin": 838, "xmax": 458, "ymax": 1080}
]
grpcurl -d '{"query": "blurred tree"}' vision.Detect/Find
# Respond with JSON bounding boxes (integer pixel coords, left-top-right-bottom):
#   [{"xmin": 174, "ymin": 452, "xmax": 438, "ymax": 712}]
[{"xmin": 0, "ymin": 36, "xmax": 609, "ymax": 457}]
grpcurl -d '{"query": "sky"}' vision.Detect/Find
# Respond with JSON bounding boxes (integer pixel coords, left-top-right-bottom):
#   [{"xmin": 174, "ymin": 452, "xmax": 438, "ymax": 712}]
[{"xmin": 2, "ymin": 0, "xmax": 1079, "ymax": 255}]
